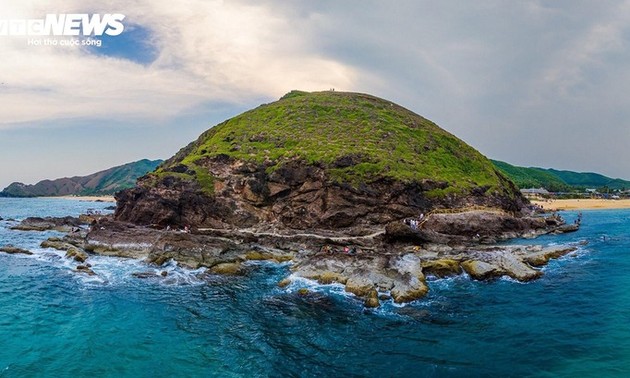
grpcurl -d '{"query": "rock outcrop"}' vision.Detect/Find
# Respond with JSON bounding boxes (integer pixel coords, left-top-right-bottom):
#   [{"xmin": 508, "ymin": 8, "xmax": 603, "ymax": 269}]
[
  {"xmin": 12, "ymin": 217, "xmax": 84, "ymax": 232},
  {"xmin": 19, "ymin": 91, "xmax": 584, "ymax": 308},
  {"xmin": 0, "ymin": 245, "xmax": 33, "ymax": 255},
  {"xmin": 65, "ymin": 217, "xmax": 579, "ymax": 307},
  {"xmin": 115, "ymin": 91, "xmax": 529, "ymax": 234}
]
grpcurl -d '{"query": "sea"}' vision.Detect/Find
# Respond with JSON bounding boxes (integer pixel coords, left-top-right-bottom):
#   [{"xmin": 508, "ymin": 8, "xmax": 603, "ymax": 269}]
[{"xmin": 0, "ymin": 197, "xmax": 629, "ymax": 377}]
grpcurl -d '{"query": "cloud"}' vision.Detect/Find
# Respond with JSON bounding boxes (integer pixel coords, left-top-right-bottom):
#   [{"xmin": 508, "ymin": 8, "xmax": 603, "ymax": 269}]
[
  {"xmin": 539, "ymin": 0, "xmax": 630, "ymax": 97},
  {"xmin": 0, "ymin": 0, "xmax": 355, "ymax": 128},
  {"xmin": 2, "ymin": 0, "xmax": 630, "ymax": 184}
]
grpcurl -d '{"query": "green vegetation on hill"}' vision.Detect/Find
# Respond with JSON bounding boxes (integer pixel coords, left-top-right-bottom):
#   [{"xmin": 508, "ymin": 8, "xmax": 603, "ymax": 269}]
[
  {"xmin": 157, "ymin": 90, "xmax": 512, "ymax": 197},
  {"xmin": 492, "ymin": 160, "xmax": 630, "ymax": 191},
  {"xmin": 546, "ymin": 169, "xmax": 630, "ymax": 189},
  {"xmin": 491, "ymin": 160, "xmax": 571, "ymax": 192},
  {"xmin": 0, "ymin": 159, "xmax": 162, "ymax": 197}
]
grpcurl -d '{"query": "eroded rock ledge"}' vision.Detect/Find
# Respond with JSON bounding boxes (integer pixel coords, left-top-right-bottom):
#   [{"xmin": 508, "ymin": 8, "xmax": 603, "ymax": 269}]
[{"xmin": 36, "ymin": 209, "xmax": 581, "ymax": 308}]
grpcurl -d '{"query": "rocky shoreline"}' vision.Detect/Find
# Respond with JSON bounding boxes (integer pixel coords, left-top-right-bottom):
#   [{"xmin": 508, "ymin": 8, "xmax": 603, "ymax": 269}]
[{"xmin": 2, "ymin": 208, "xmax": 582, "ymax": 308}]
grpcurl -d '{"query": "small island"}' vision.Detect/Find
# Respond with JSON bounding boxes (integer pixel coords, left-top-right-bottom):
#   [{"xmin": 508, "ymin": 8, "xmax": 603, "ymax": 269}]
[{"xmin": 30, "ymin": 91, "xmax": 580, "ymax": 307}]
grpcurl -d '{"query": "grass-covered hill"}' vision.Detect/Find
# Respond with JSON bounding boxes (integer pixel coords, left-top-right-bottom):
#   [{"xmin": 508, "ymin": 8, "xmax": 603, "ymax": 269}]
[
  {"xmin": 118, "ymin": 90, "xmax": 526, "ymax": 229},
  {"xmin": 157, "ymin": 90, "xmax": 514, "ymax": 198},
  {"xmin": 491, "ymin": 160, "xmax": 571, "ymax": 192},
  {"xmin": 117, "ymin": 91, "xmax": 530, "ymax": 229},
  {"xmin": 0, "ymin": 159, "xmax": 162, "ymax": 197},
  {"xmin": 492, "ymin": 160, "xmax": 630, "ymax": 191}
]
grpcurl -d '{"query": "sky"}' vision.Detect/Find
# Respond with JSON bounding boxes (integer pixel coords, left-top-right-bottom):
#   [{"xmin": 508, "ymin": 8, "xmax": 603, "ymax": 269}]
[{"xmin": 1, "ymin": 0, "xmax": 630, "ymax": 188}]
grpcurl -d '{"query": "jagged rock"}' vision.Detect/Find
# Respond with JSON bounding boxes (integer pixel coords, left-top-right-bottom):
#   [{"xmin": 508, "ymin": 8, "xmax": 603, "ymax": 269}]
[
  {"xmin": 75, "ymin": 265, "xmax": 96, "ymax": 276},
  {"xmin": 41, "ymin": 238, "xmax": 75, "ymax": 252},
  {"xmin": 521, "ymin": 246, "xmax": 577, "ymax": 267},
  {"xmin": 422, "ymin": 211, "xmax": 548, "ymax": 240},
  {"xmin": 244, "ymin": 250, "xmax": 294, "ymax": 263},
  {"xmin": 150, "ymin": 255, "xmax": 170, "ymax": 267},
  {"xmin": 391, "ymin": 280, "xmax": 429, "ymax": 303},
  {"xmin": 316, "ymin": 271, "xmax": 347, "ymax": 285},
  {"xmin": 461, "ymin": 260, "xmax": 500, "ymax": 280},
  {"xmin": 0, "ymin": 245, "xmax": 33, "ymax": 255},
  {"xmin": 209, "ymin": 262, "xmax": 243, "ymax": 275},
  {"xmin": 278, "ymin": 278, "xmax": 291, "ymax": 288},
  {"xmin": 11, "ymin": 216, "xmax": 84, "ymax": 232},
  {"xmin": 494, "ymin": 253, "xmax": 542, "ymax": 281},
  {"xmin": 364, "ymin": 290, "xmax": 380, "ymax": 308},
  {"xmin": 345, "ymin": 277, "xmax": 375, "ymax": 297},
  {"xmin": 421, "ymin": 259, "xmax": 462, "ymax": 278},
  {"xmin": 84, "ymin": 218, "xmax": 158, "ymax": 259},
  {"xmin": 65, "ymin": 247, "xmax": 88, "ymax": 263},
  {"xmin": 146, "ymin": 231, "xmax": 243, "ymax": 269},
  {"xmin": 388, "ymin": 254, "xmax": 429, "ymax": 303}
]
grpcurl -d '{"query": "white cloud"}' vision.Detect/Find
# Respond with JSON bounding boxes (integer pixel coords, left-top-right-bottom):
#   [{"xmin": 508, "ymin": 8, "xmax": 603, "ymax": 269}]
[
  {"xmin": 0, "ymin": 0, "xmax": 355, "ymax": 128},
  {"xmin": 539, "ymin": 0, "xmax": 630, "ymax": 97}
]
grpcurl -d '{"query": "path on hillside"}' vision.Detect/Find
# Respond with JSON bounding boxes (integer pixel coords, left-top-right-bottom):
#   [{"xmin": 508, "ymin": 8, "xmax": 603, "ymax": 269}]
[{"xmin": 197, "ymin": 227, "xmax": 385, "ymax": 242}]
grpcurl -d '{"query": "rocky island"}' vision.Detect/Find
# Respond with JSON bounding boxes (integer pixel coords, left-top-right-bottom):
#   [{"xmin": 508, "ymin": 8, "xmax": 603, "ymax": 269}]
[{"xmin": 25, "ymin": 91, "xmax": 580, "ymax": 307}]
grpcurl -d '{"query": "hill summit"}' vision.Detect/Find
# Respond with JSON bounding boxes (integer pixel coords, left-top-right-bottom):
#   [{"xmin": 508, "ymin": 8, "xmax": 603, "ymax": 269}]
[{"xmin": 116, "ymin": 91, "xmax": 525, "ymax": 230}]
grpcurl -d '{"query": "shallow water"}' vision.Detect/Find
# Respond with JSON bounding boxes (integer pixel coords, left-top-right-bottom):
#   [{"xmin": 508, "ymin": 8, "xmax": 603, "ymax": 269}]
[{"xmin": 1, "ymin": 199, "xmax": 629, "ymax": 377}]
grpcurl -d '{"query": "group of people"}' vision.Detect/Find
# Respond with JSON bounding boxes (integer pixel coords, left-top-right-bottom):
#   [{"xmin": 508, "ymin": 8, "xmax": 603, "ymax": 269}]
[
  {"xmin": 403, "ymin": 213, "xmax": 425, "ymax": 230},
  {"xmin": 321, "ymin": 245, "xmax": 358, "ymax": 255},
  {"xmin": 165, "ymin": 224, "xmax": 192, "ymax": 233},
  {"xmin": 574, "ymin": 212, "xmax": 583, "ymax": 225}
]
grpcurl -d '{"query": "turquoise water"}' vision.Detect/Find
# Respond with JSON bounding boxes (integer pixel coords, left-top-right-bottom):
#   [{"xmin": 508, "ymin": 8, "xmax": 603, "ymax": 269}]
[{"xmin": 1, "ymin": 198, "xmax": 629, "ymax": 377}]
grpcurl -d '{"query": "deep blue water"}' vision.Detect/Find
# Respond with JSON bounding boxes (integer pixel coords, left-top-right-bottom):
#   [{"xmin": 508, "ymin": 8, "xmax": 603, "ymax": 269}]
[{"xmin": 1, "ymin": 198, "xmax": 629, "ymax": 377}]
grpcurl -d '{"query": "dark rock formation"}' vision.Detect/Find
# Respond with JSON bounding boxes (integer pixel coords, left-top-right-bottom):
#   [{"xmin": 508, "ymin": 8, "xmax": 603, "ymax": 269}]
[
  {"xmin": 75, "ymin": 265, "xmax": 96, "ymax": 276},
  {"xmin": 12, "ymin": 217, "xmax": 84, "ymax": 232},
  {"xmin": 73, "ymin": 217, "xmax": 580, "ymax": 307},
  {"xmin": 115, "ymin": 91, "xmax": 529, "ymax": 233},
  {"xmin": 116, "ymin": 156, "xmax": 529, "ymax": 233},
  {"xmin": 0, "ymin": 245, "xmax": 33, "ymax": 255}
]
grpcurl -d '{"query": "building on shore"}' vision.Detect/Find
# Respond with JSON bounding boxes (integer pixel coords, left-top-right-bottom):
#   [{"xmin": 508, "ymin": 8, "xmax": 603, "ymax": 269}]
[{"xmin": 520, "ymin": 188, "xmax": 550, "ymax": 199}]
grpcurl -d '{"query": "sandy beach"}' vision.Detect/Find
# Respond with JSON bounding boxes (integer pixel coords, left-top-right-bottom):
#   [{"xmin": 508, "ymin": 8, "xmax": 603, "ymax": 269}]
[
  {"xmin": 44, "ymin": 195, "xmax": 116, "ymax": 203},
  {"xmin": 532, "ymin": 198, "xmax": 630, "ymax": 210}
]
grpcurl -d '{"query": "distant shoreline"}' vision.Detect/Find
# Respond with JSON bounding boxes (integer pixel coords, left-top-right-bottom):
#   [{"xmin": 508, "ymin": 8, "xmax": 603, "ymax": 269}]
[
  {"xmin": 42, "ymin": 195, "xmax": 116, "ymax": 203},
  {"xmin": 532, "ymin": 198, "xmax": 630, "ymax": 210}
]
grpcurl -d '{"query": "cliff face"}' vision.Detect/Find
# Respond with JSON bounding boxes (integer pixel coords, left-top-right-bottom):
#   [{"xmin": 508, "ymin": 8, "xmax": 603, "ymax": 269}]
[{"xmin": 115, "ymin": 91, "xmax": 526, "ymax": 230}]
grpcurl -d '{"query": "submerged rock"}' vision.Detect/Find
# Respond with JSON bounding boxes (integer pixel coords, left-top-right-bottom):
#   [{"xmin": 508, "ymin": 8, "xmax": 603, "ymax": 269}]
[
  {"xmin": 277, "ymin": 278, "xmax": 291, "ymax": 288},
  {"xmin": 65, "ymin": 247, "xmax": 88, "ymax": 263},
  {"xmin": 75, "ymin": 265, "xmax": 96, "ymax": 276},
  {"xmin": 132, "ymin": 272, "xmax": 161, "ymax": 279},
  {"xmin": 0, "ymin": 245, "xmax": 33, "ymax": 255}
]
